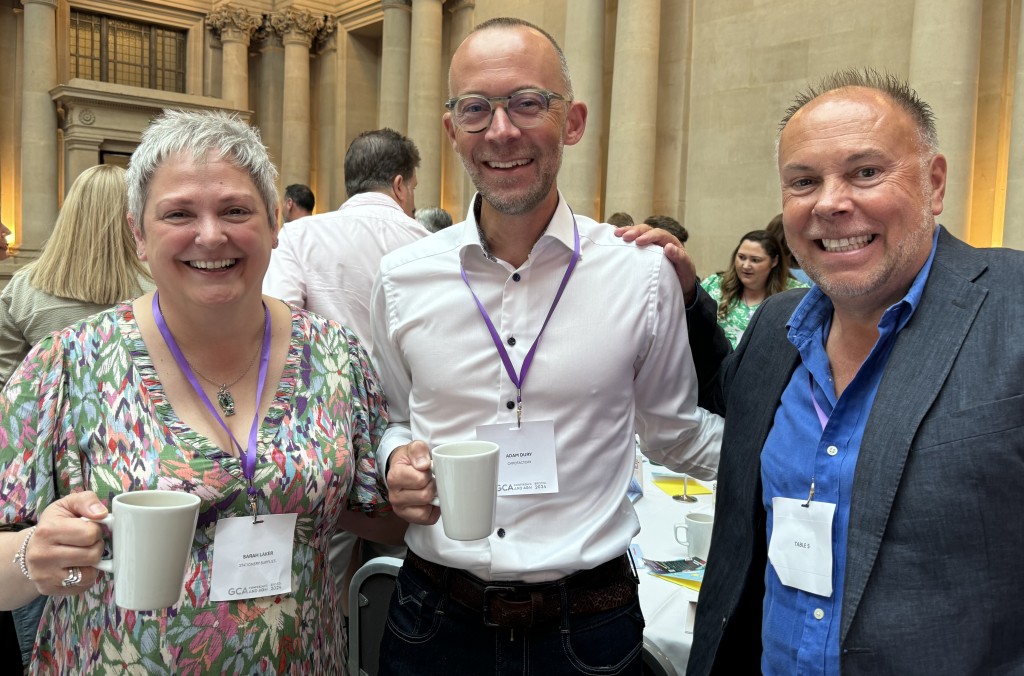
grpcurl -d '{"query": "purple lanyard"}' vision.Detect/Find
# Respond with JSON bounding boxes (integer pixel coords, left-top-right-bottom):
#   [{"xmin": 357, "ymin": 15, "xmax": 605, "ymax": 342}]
[
  {"xmin": 460, "ymin": 214, "xmax": 581, "ymax": 427},
  {"xmin": 152, "ymin": 291, "xmax": 272, "ymax": 517},
  {"xmin": 808, "ymin": 373, "xmax": 829, "ymax": 430},
  {"xmin": 802, "ymin": 372, "xmax": 829, "ymax": 507}
]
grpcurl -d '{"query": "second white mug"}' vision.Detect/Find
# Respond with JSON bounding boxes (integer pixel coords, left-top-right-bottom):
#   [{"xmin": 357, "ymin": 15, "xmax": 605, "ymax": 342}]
[
  {"xmin": 674, "ymin": 511, "xmax": 714, "ymax": 561},
  {"xmin": 430, "ymin": 440, "xmax": 500, "ymax": 541}
]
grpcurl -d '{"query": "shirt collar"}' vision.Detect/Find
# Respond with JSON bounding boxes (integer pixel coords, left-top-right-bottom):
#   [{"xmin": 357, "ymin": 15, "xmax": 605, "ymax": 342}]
[
  {"xmin": 787, "ymin": 225, "xmax": 941, "ymax": 347},
  {"xmin": 339, "ymin": 191, "xmax": 404, "ymax": 212},
  {"xmin": 457, "ymin": 191, "xmax": 577, "ymax": 263}
]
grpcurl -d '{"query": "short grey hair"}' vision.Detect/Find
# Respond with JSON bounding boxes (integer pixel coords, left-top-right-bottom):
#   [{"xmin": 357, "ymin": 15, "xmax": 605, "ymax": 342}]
[
  {"xmin": 778, "ymin": 68, "xmax": 939, "ymax": 153},
  {"xmin": 127, "ymin": 110, "xmax": 279, "ymax": 232}
]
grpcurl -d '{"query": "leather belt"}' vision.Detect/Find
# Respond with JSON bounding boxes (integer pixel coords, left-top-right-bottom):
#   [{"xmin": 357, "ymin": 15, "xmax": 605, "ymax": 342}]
[{"xmin": 404, "ymin": 550, "xmax": 638, "ymax": 629}]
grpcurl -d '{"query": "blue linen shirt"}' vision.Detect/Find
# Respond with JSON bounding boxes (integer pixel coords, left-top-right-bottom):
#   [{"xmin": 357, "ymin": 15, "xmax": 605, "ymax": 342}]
[{"xmin": 760, "ymin": 228, "xmax": 940, "ymax": 675}]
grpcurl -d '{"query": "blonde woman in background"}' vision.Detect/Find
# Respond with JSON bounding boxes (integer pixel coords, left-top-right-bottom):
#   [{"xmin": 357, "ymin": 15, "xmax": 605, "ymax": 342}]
[
  {"xmin": 0, "ymin": 164, "xmax": 152, "ymax": 671},
  {"xmin": 0, "ymin": 164, "xmax": 154, "ymax": 389}
]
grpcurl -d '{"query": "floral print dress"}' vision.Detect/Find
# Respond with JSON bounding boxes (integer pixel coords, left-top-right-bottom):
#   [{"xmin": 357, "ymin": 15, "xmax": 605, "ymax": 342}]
[
  {"xmin": 0, "ymin": 303, "xmax": 390, "ymax": 675},
  {"xmin": 701, "ymin": 273, "xmax": 809, "ymax": 348}
]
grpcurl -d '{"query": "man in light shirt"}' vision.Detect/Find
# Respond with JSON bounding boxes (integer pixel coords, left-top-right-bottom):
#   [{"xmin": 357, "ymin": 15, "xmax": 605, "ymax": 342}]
[
  {"xmin": 371, "ymin": 17, "xmax": 725, "ymax": 675},
  {"xmin": 264, "ymin": 128, "xmax": 429, "ymax": 355}
]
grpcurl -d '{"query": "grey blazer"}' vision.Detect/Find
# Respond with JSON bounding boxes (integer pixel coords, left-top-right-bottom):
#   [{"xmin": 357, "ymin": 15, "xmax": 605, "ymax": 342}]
[{"xmin": 688, "ymin": 227, "xmax": 1024, "ymax": 675}]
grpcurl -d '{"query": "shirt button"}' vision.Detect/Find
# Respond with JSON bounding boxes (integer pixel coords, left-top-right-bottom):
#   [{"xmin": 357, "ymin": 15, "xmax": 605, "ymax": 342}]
[
  {"xmin": 506, "ymin": 401, "xmax": 515, "ymax": 410},
  {"xmin": 497, "ymin": 528, "xmax": 506, "ymax": 538},
  {"xmin": 813, "ymin": 608, "xmax": 825, "ymax": 620},
  {"xmin": 827, "ymin": 445, "xmax": 839, "ymax": 456},
  {"xmin": 512, "ymin": 273, "xmax": 521, "ymax": 282},
  {"xmin": 507, "ymin": 336, "xmax": 516, "ymax": 346}
]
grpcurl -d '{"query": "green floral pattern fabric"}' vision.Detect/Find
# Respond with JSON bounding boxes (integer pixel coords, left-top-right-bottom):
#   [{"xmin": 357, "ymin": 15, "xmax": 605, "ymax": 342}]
[
  {"xmin": 0, "ymin": 302, "xmax": 389, "ymax": 674},
  {"xmin": 701, "ymin": 273, "xmax": 809, "ymax": 348}
]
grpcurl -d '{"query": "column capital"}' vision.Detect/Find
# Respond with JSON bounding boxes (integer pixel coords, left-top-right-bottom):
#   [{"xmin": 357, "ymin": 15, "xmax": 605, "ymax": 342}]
[
  {"xmin": 19, "ymin": 0, "xmax": 58, "ymax": 9},
  {"xmin": 207, "ymin": 4, "xmax": 261, "ymax": 44},
  {"xmin": 445, "ymin": 0, "xmax": 475, "ymax": 14},
  {"xmin": 271, "ymin": 8, "xmax": 325, "ymax": 49},
  {"xmin": 315, "ymin": 16, "xmax": 339, "ymax": 54},
  {"xmin": 383, "ymin": 0, "xmax": 412, "ymax": 10},
  {"xmin": 254, "ymin": 16, "xmax": 283, "ymax": 51}
]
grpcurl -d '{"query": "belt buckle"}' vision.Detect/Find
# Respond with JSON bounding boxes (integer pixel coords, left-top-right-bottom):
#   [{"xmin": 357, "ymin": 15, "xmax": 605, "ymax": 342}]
[{"xmin": 482, "ymin": 585, "xmax": 517, "ymax": 627}]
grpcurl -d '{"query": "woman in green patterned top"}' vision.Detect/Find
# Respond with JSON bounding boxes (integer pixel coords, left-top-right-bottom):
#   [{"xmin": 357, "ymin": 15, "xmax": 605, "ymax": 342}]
[
  {"xmin": 701, "ymin": 229, "xmax": 808, "ymax": 348},
  {"xmin": 0, "ymin": 110, "xmax": 405, "ymax": 674}
]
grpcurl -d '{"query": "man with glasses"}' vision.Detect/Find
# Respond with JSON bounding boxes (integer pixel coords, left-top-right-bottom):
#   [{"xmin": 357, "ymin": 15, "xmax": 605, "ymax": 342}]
[{"xmin": 370, "ymin": 17, "xmax": 727, "ymax": 675}]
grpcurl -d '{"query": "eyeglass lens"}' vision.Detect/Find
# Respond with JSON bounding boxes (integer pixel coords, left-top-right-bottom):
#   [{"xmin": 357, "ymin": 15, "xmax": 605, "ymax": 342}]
[{"xmin": 454, "ymin": 91, "xmax": 554, "ymax": 132}]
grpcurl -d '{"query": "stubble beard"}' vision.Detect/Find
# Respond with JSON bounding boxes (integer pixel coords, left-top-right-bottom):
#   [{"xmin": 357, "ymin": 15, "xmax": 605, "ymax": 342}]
[{"xmin": 462, "ymin": 140, "xmax": 564, "ymax": 216}]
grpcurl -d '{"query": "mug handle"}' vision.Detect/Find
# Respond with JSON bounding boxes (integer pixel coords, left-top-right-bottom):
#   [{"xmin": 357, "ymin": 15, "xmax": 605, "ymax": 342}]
[
  {"xmin": 82, "ymin": 514, "xmax": 116, "ymax": 574},
  {"xmin": 429, "ymin": 459, "xmax": 440, "ymax": 507},
  {"xmin": 674, "ymin": 523, "xmax": 688, "ymax": 547}
]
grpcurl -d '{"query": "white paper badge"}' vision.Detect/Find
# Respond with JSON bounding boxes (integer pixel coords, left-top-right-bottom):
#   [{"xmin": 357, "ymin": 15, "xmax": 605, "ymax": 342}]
[
  {"xmin": 476, "ymin": 420, "xmax": 558, "ymax": 496},
  {"xmin": 768, "ymin": 497, "xmax": 835, "ymax": 597},
  {"xmin": 210, "ymin": 513, "xmax": 298, "ymax": 602}
]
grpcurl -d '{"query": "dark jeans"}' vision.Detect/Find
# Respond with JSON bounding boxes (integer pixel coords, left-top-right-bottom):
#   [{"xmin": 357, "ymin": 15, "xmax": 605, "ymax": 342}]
[{"xmin": 378, "ymin": 562, "xmax": 644, "ymax": 676}]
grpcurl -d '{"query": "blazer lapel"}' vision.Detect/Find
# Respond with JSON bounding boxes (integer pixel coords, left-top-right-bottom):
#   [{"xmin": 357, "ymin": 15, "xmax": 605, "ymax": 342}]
[{"xmin": 840, "ymin": 229, "xmax": 989, "ymax": 640}]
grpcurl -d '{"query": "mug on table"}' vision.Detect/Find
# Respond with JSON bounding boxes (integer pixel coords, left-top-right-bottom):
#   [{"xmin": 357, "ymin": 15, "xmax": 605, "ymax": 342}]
[{"xmin": 674, "ymin": 511, "xmax": 714, "ymax": 561}]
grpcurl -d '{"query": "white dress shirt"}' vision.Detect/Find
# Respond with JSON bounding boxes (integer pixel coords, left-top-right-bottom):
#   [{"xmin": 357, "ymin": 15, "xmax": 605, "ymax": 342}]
[
  {"xmin": 264, "ymin": 192, "xmax": 429, "ymax": 351},
  {"xmin": 370, "ymin": 193, "xmax": 722, "ymax": 582}
]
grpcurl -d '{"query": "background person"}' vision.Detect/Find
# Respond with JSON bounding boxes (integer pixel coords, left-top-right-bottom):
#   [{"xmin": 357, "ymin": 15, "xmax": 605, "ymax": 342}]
[
  {"xmin": 0, "ymin": 110, "xmax": 403, "ymax": 673},
  {"xmin": 283, "ymin": 183, "xmax": 315, "ymax": 222},
  {"xmin": 766, "ymin": 212, "xmax": 811, "ymax": 283},
  {"xmin": 606, "ymin": 211, "xmax": 634, "ymax": 228},
  {"xmin": 414, "ymin": 206, "xmax": 454, "ymax": 232},
  {"xmin": 0, "ymin": 163, "xmax": 153, "ymax": 668},
  {"xmin": 0, "ymin": 222, "xmax": 11, "ymax": 260},
  {"xmin": 643, "ymin": 214, "xmax": 688, "ymax": 244},
  {"xmin": 700, "ymin": 229, "xmax": 806, "ymax": 348}
]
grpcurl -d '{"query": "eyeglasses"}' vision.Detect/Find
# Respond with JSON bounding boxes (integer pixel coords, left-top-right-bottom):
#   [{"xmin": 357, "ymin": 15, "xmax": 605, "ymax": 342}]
[{"xmin": 445, "ymin": 88, "xmax": 568, "ymax": 133}]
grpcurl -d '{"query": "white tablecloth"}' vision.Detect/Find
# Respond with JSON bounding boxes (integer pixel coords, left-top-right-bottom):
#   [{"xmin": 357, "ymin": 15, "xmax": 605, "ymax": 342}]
[{"xmin": 635, "ymin": 458, "xmax": 714, "ymax": 675}]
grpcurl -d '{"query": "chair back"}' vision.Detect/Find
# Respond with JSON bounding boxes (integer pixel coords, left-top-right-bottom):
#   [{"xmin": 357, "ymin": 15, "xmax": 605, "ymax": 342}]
[{"xmin": 347, "ymin": 556, "xmax": 403, "ymax": 676}]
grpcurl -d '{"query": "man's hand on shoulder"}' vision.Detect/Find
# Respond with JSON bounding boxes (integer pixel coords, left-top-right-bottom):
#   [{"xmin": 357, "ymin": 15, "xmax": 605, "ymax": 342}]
[
  {"xmin": 386, "ymin": 440, "xmax": 441, "ymax": 526},
  {"xmin": 615, "ymin": 224, "xmax": 698, "ymax": 305}
]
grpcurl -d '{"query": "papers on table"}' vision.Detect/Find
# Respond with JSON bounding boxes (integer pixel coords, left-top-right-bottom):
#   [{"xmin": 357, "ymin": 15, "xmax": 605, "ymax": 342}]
[
  {"xmin": 650, "ymin": 472, "xmax": 712, "ymax": 497},
  {"xmin": 644, "ymin": 557, "xmax": 705, "ymax": 592}
]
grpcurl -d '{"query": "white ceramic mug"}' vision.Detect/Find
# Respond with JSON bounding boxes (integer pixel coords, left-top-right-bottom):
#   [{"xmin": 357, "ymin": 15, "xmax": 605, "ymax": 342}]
[
  {"xmin": 674, "ymin": 512, "xmax": 714, "ymax": 561},
  {"xmin": 430, "ymin": 441, "xmax": 500, "ymax": 541},
  {"xmin": 93, "ymin": 490, "xmax": 201, "ymax": 610}
]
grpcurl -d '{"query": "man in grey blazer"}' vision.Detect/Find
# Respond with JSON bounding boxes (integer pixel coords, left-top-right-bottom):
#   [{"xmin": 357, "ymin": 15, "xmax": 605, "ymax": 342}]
[{"xmin": 685, "ymin": 70, "xmax": 1024, "ymax": 675}]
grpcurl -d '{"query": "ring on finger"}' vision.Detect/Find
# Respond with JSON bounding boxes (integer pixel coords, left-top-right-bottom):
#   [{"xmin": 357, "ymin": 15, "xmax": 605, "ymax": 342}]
[{"xmin": 61, "ymin": 566, "xmax": 83, "ymax": 588}]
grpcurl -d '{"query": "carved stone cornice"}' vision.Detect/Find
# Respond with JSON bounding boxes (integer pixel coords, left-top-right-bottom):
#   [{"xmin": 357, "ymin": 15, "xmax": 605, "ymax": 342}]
[
  {"xmin": 271, "ymin": 8, "xmax": 325, "ymax": 49},
  {"xmin": 207, "ymin": 5, "xmax": 262, "ymax": 44}
]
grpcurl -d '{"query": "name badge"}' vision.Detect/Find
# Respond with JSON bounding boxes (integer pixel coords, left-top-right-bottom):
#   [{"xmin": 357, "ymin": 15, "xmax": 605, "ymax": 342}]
[
  {"xmin": 767, "ymin": 497, "xmax": 835, "ymax": 597},
  {"xmin": 476, "ymin": 420, "xmax": 558, "ymax": 496},
  {"xmin": 210, "ymin": 513, "xmax": 298, "ymax": 602}
]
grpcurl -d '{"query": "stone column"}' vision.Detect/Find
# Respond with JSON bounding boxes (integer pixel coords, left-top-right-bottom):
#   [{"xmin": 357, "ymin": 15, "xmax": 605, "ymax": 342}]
[
  {"xmin": 255, "ymin": 20, "xmax": 285, "ymax": 193},
  {"xmin": 380, "ymin": 0, "xmax": 412, "ymax": 133},
  {"xmin": 908, "ymin": 0, "xmax": 982, "ymax": 241},
  {"xmin": 442, "ymin": 0, "xmax": 474, "ymax": 216},
  {"xmin": 605, "ymin": 0, "xmax": 661, "ymax": 222},
  {"xmin": 652, "ymin": 0, "xmax": 692, "ymax": 220},
  {"xmin": 561, "ymin": 0, "xmax": 604, "ymax": 220},
  {"xmin": 273, "ymin": 9, "xmax": 324, "ymax": 190},
  {"xmin": 315, "ymin": 18, "xmax": 339, "ymax": 210},
  {"xmin": 1003, "ymin": 2, "xmax": 1024, "ymax": 250},
  {"xmin": 406, "ymin": 0, "xmax": 444, "ymax": 209},
  {"xmin": 208, "ymin": 5, "xmax": 261, "ymax": 110},
  {"xmin": 20, "ymin": 0, "xmax": 59, "ymax": 253}
]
